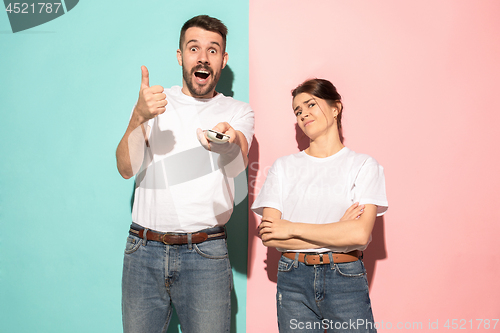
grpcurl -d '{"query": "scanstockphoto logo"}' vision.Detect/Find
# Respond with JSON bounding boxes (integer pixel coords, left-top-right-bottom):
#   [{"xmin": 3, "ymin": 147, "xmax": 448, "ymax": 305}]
[{"xmin": 4, "ymin": 0, "xmax": 78, "ymax": 33}]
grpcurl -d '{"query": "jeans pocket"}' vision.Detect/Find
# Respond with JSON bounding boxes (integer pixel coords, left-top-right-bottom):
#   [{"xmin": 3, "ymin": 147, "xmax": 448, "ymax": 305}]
[
  {"xmin": 193, "ymin": 239, "xmax": 228, "ymax": 259},
  {"xmin": 124, "ymin": 235, "xmax": 142, "ymax": 254},
  {"xmin": 277, "ymin": 255, "xmax": 295, "ymax": 272},
  {"xmin": 335, "ymin": 260, "xmax": 366, "ymax": 277}
]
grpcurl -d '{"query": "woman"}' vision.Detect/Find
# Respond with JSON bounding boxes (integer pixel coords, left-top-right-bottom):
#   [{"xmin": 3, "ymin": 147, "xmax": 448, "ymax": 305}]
[{"xmin": 252, "ymin": 79, "xmax": 388, "ymax": 332}]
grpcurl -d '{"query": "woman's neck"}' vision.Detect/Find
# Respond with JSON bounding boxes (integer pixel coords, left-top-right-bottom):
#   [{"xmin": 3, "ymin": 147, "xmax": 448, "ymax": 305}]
[{"xmin": 305, "ymin": 133, "xmax": 344, "ymax": 158}]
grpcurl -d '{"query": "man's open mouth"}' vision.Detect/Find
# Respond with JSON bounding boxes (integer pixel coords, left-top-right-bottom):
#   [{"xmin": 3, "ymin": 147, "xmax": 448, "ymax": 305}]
[{"xmin": 194, "ymin": 70, "xmax": 210, "ymax": 80}]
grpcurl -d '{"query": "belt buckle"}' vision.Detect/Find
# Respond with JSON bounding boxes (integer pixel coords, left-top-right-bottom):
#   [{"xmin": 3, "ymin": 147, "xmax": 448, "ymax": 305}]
[
  {"xmin": 303, "ymin": 253, "xmax": 310, "ymax": 265},
  {"xmin": 304, "ymin": 253, "xmax": 323, "ymax": 265},
  {"xmin": 161, "ymin": 234, "xmax": 172, "ymax": 245}
]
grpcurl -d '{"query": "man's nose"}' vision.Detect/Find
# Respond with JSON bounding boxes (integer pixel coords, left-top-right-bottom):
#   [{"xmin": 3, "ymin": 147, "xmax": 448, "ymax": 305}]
[{"xmin": 197, "ymin": 50, "xmax": 209, "ymax": 64}]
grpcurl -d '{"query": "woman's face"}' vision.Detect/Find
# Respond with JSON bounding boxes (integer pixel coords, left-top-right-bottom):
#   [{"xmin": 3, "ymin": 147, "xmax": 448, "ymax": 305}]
[{"xmin": 292, "ymin": 93, "xmax": 337, "ymax": 139}]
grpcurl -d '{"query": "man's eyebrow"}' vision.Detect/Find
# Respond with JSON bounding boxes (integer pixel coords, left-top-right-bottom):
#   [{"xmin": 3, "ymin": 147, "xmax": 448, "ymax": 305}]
[
  {"xmin": 186, "ymin": 39, "xmax": 199, "ymax": 46},
  {"xmin": 210, "ymin": 41, "xmax": 221, "ymax": 48},
  {"xmin": 185, "ymin": 40, "xmax": 221, "ymax": 48}
]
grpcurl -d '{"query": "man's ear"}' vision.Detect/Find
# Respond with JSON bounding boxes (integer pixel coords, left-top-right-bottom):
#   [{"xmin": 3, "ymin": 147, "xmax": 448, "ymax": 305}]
[
  {"xmin": 177, "ymin": 49, "xmax": 183, "ymax": 66},
  {"xmin": 222, "ymin": 52, "xmax": 228, "ymax": 69}
]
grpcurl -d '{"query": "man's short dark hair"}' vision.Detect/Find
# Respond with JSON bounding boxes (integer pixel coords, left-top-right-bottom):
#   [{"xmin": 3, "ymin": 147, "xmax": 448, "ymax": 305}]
[{"xmin": 179, "ymin": 15, "xmax": 228, "ymax": 52}]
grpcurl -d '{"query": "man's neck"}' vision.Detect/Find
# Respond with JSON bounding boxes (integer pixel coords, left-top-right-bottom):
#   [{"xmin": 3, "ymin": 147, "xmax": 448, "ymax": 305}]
[{"xmin": 181, "ymin": 85, "xmax": 217, "ymax": 99}]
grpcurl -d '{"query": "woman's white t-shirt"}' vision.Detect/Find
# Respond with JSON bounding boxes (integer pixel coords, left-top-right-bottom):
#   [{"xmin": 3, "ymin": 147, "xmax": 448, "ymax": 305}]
[{"xmin": 251, "ymin": 147, "xmax": 388, "ymax": 253}]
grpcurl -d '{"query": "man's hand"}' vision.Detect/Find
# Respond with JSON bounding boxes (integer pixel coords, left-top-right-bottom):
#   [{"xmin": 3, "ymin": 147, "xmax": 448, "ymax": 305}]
[
  {"xmin": 196, "ymin": 121, "xmax": 249, "ymax": 177},
  {"xmin": 134, "ymin": 66, "xmax": 168, "ymax": 123},
  {"xmin": 211, "ymin": 122, "xmax": 237, "ymax": 144},
  {"xmin": 196, "ymin": 122, "xmax": 238, "ymax": 153},
  {"xmin": 196, "ymin": 128, "xmax": 212, "ymax": 151},
  {"xmin": 196, "ymin": 122, "xmax": 240, "ymax": 149}
]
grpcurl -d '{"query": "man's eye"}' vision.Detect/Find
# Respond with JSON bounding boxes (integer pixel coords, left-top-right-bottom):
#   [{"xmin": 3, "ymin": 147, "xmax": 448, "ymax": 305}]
[
  {"xmin": 190, "ymin": 47, "xmax": 197, "ymax": 52},
  {"xmin": 209, "ymin": 49, "xmax": 217, "ymax": 54}
]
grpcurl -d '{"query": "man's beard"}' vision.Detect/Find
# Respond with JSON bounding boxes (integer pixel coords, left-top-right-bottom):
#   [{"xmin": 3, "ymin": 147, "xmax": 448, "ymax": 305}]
[{"xmin": 182, "ymin": 64, "xmax": 221, "ymax": 98}]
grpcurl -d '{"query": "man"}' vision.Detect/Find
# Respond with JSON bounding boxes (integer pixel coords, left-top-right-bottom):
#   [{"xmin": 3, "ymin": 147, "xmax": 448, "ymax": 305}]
[{"xmin": 116, "ymin": 15, "xmax": 254, "ymax": 333}]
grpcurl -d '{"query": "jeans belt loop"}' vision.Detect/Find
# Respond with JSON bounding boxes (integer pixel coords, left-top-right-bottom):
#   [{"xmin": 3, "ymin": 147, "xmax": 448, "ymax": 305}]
[
  {"xmin": 293, "ymin": 252, "xmax": 299, "ymax": 268},
  {"xmin": 327, "ymin": 252, "xmax": 335, "ymax": 269},
  {"xmin": 187, "ymin": 233, "xmax": 192, "ymax": 250},
  {"xmin": 142, "ymin": 228, "xmax": 149, "ymax": 246}
]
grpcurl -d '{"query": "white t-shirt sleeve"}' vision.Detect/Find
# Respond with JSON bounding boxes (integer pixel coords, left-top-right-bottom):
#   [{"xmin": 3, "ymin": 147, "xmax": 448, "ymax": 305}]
[
  {"xmin": 251, "ymin": 160, "xmax": 282, "ymax": 217},
  {"xmin": 353, "ymin": 158, "xmax": 389, "ymax": 216},
  {"xmin": 229, "ymin": 103, "xmax": 254, "ymax": 149}
]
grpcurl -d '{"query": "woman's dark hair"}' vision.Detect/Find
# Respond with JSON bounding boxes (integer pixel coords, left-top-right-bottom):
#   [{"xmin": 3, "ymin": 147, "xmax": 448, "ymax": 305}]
[
  {"xmin": 292, "ymin": 78, "xmax": 344, "ymax": 135},
  {"xmin": 179, "ymin": 15, "xmax": 228, "ymax": 52}
]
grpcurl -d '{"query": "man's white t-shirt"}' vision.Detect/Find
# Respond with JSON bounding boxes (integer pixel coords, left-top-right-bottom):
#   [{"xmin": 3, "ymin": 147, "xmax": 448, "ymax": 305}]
[
  {"xmin": 251, "ymin": 147, "xmax": 388, "ymax": 253},
  {"xmin": 132, "ymin": 86, "xmax": 254, "ymax": 233}
]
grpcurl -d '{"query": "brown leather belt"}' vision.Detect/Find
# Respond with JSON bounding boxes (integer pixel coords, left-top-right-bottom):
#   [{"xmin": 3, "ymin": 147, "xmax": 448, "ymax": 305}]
[
  {"xmin": 129, "ymin": 226, "xmax": 226, "ymax": 245},
  {"xmin": 282, "ymin": 250, "xmax": 361, "ymax": 265}
]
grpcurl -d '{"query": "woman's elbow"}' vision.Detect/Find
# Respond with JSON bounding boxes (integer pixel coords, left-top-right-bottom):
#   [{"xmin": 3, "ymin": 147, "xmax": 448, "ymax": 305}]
[
  {"xmin": 261, "ymin": 239, "xmax": 277, "ymax": 248},
  {"xmin": 352, "ymin": 230, "xmax": 371, "ymax": 247}
]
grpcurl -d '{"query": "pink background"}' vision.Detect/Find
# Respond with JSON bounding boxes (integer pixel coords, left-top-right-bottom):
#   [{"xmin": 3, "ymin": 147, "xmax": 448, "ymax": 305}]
[{"xmin": 248, "ymin": 0, "xmax": 500, "ymax": 331}]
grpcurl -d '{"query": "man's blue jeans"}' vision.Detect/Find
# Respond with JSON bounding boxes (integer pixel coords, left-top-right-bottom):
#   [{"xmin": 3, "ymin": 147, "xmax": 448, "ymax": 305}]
[
  {"xmin": 276, "ymin": 254, "xmax": 376, "ymax": 333},
  {"xmin": 122, "ymin": 225, "xmax": 233, "ymax": 333}
]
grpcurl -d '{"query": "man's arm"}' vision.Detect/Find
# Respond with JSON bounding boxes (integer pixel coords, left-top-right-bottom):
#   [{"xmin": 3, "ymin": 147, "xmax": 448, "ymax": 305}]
[
  {"xmin": 197, "ymin": 122, "xmax": 249, "ymax": 178},
  {"xmin": 116, "ymin": 66, "xmax": 167, "ymax": 179},
  {"xmin": 116, "ymin": 116, "xmax": 148, "ymax": 179},
  {"xmin": 210, "ymin": 122, "xmax": 249, "ymax": 165},
  {"xmin": 227, "ymin": 128, "xmax": 249, "ymax": 167}
]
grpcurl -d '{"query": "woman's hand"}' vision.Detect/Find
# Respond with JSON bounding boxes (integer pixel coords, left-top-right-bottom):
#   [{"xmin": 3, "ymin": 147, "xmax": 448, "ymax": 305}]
[
  {"xmin": 339, "ymin": 202, "xmax": 365, "ymax": 221},
  {"xmin": 258, "ymin": 217, "xmax": 295, "ymax": 241}
]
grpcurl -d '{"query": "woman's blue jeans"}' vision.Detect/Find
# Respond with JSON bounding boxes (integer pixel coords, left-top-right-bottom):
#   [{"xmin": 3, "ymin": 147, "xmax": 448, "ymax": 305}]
[
  {"xmin": 276, "ymin": 254, "xmax": 376, "ymax": 333},
  {"xmin": 122, "ymin": 226, "xmax": 233, "ymax": 333}
]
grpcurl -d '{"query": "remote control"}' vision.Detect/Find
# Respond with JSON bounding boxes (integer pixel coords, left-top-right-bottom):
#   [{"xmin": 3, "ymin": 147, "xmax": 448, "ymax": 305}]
[{"xmin": 206, "ymin": 129, "xmax": 230, "ymax": 143}]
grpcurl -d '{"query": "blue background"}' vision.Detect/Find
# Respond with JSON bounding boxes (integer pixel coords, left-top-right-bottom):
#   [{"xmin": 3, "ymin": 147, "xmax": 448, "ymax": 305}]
[{"xmin": 0, "ymin": 1, "xmax": 249, "ymax": 332}]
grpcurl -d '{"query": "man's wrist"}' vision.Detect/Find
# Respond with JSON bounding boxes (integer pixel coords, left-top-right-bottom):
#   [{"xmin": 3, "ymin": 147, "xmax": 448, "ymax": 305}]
[{"xmin": 130, "ymin": 108, "xmax": 149, "ymax": 128}]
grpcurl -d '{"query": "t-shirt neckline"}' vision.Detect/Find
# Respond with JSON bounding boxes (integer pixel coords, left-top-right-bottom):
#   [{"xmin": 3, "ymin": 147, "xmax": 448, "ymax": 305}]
[{"xmin": 300, "ymin": 146, "xmax": 349, "ymax": 161}]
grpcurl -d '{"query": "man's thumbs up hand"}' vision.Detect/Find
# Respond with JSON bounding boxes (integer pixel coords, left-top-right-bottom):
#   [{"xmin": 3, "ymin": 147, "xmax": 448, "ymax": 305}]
[
  {"xmin": 135, "ymin": 65, "xmax": 167, "ymax": 123},
  {"xmin": 141, "ymin": 65, "xmax": 150, "ymax": 89}
]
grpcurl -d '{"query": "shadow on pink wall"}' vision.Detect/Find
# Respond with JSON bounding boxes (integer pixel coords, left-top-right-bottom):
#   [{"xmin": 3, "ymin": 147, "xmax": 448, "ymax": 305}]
[{"xmin": 364, "ymin": 216, "xmax": 386, "ymax": 288}]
